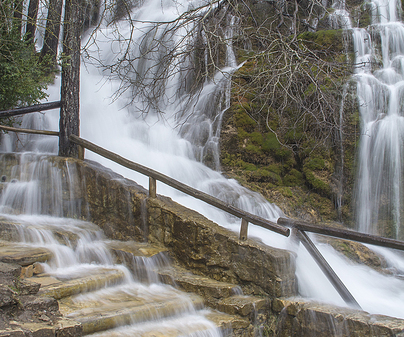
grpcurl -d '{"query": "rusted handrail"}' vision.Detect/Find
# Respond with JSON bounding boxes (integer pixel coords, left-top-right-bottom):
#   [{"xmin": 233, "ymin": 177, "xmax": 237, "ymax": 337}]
[{"xmin": 69, "ymin": 134, "xmax": 290, "ymax": 239}]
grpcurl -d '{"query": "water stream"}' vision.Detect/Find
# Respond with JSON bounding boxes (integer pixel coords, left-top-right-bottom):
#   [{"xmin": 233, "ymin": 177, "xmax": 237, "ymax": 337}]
[
  {"xmin": 1, "ymin": 0, "xmax": 404, "ymax": 324},
  {"xmin": 354, "ymin": 0, "xmax": 404, "ymax": 240}
]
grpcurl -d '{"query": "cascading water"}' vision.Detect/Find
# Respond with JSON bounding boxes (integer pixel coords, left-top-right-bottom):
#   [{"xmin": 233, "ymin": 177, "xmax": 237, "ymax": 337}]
[
  {"xmin": 2, "ymin": 0, "xmax": 404, "ymax": 325},
  {"xmin": 354, "ymin": 0, "xmax": 404, "ymax": 240},
  {"xmin": 0, "ymin": 154, "xmax": 224, "ymax": 336}
]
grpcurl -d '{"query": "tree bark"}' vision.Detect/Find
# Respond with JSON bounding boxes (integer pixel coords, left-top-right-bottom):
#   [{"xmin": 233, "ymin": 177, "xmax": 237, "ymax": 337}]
[
  {"xmin": 59, "ymin": 0, "xmax": 82, "ymax": 157},
  {"xmin": 13, "ymin": 0, "xmax": 24, "ymax": 37},
  {"xmin": 25, "ymin": 0, "xmax": 39, "ymax": 42},
  {"xmin": 40, "ymin": 0, "xmax": 64, "ymax": 66}
]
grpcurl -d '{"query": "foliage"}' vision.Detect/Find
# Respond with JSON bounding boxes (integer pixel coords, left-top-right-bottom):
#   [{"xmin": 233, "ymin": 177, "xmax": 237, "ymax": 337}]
[{"xmin": 0, "ymin": 0, "xmax": 53, "ymax": 113}]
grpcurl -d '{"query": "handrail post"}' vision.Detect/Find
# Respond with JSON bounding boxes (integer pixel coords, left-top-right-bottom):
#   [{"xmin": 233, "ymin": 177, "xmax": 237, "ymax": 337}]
[
  {"xmin": 78, "ymin": 145, "xmax": 84, "ymax": 160},
  {"xmin": 240, "ymin": 218, "xmax": 248, "ymax": 240},
  {"xmin": 149, "ymin": 177, "xmax": 156, "ymax": 198},
  {"xmin": 296, "ymin": 229, "xmax": 361, "ymax": 309}
]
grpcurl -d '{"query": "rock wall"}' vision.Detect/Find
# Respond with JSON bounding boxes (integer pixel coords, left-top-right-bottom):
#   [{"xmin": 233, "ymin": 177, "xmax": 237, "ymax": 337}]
[
  {"xmin": 272, "ymin": 298, "xmax": 404, "ymax": 336},
  {"xmin": 1, "ymin": 153, "xmax": 404, "ymax": 336},
  {"xmin": 78, "ymin": 157, "xmax": 297, "ymax": 298}
]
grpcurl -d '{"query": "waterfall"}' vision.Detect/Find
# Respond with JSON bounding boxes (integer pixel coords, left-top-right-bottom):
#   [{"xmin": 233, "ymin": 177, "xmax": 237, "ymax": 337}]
[
  {"xmin": 2, "ymin": 0, "xmax": 404, "ymax": 322},
  {"xmin": 354, "ymin": 0, "xmax": 404, "ymax": 240}
]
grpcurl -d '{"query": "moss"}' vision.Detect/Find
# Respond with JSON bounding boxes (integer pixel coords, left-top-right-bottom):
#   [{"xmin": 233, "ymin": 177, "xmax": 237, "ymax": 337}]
[
  {"xmin": 245, "ymin": 144, "xmax": 262, "ymax": 154},
  {"xmin": 250, "ymin": 168, "xmax": 282, "ymax": 184},
  {"xmin": 279, "ymin": 186, "xmax": 294, "ymax": 198},
  {"xmin": 235, "ymin": 110, "xmax": 256, "ymax": 129},
  {"xmin": 222, "ymin": 153, "xmax": 257, "ymax": 171},
  {"xmin": 305, "ymin": 157, "xmax": 326, "ymax": 171},
  {"xmin": 298, "ymin": 29, "xmax": 345, "ymax": 54},
  {"xmin": 304, "ymin": 170, "xmax": 332, "ymax": 196},
  {"xmin": 275, "ymin": 148, "xmax": 292, "ymax": 160},
  {"xmin": 358, "ymin": 4, "xmax": 372, "ymax": 28},
  {"xmin": 283, "ymin": 169, "xmax": 304, "ymax": 186},
  {"xmin": 267, "ymin": 164, "xmax": 283, "ymax": 175},
  {"xmin": 308, "ymin": 193, "xmax": 337, "ymax": 218},
  {"xmin": 250, "ymin": 131, "xmax": 263, "ymax": 145},
  {"xmin": 262, "ymin": 133, "xmax": 280, "ymax": 152}
]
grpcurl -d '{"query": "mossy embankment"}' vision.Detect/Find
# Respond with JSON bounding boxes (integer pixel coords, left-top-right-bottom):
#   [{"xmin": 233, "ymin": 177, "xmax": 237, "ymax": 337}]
[{"xmin": 220, "ymin": 13, "xmax": 361, "ymax": 225}]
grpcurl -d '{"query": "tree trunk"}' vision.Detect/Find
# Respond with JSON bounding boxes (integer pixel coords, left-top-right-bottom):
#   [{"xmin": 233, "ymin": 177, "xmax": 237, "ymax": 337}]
[
  {"xmin": 59, "ymin": 0, "xmax": 82, "ymax": 157},
  {"xmin": 40, "ymin": 0, "xmax": 63, "ymax": 66},
  {"xmin": 25, "ymin": 0, "xmax": 39, "ymax": 42},
  {"xmin": 13, "ymin": 0, "xmax": 24, "ymax": 37}
]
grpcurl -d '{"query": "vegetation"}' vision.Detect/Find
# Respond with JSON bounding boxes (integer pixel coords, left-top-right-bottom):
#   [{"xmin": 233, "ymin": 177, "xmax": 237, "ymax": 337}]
[
  {"xmin": 0, "ymin": 0, "xmax": 54, "ymax": 112},
  {"xmin": 0, "ymin": 0, "xmax": 361, "ymax": 220},
  {"xmin": 80, "ymin": 0, "xmax": 361, "ymax": 223}
]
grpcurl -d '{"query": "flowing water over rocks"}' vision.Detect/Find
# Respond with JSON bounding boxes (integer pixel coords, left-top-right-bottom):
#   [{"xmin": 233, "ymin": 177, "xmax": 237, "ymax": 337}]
[
  {"xmin": 0, "ymin": 212, "xmax": 251, "ymax": 336},
  {"xmin": 0, "ymin": 154, "xmax": 284, "ymax": 336},
  {"xmin": 354, "ymin": 0, "xmax": 404, "ymax": 239},
  {"xmin": 2, "ymin": 0, "xmax": 404, "ymax": 331}
]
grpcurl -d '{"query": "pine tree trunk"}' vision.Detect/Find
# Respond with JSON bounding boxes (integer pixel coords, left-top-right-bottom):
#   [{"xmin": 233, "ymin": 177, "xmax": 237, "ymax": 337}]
[
  {"xmin": 13, "ymin": 0, "xmax": 24, "ymax": 36},
  {"xmin": 40, "ymin": 0, "xmax": 63, "ymax": 66},
  {"xmin": 59, "ymin": 0, "xmax": 82, "ymax": 157},
  {"xmin": 25, "ymin": 0, "xmax": 39, "ymax": 42}
]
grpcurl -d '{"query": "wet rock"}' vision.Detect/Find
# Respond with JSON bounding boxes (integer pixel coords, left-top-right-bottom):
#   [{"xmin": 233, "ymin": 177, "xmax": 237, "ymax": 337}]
[
  {"xmin": 147, "ymin": 196, "xmax": 297, "ymax": 298},
  {"xmin": 69, "ymin": 157, "xmax": 297, "ymax": 299},
  {"xmin": 218, "ymin": 295, "xmax": 270, "ymax": 318},
  {"xmin": 0, "ymin": 243, "xmax": 53, "ymax": 266},
  {"xmin": 0, "ymin": 220, "xmax": 21, "ymax": 242},
  {"xmin": 272, "ymin": 298, "xmax": 404, "ymax": 337},
  {"xmin": 318, "ymin": 236, "xmax": 388, "ymax": 271},
  {"xmin": 54, "ymin": 318, "xmax": 83, "ymax": 337}
]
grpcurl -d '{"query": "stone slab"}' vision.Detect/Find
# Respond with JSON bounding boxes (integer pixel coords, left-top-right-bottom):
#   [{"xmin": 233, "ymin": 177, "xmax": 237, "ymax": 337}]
[
  {"xmin": 158, "ymin": 265, "xmax": 241, "ymax": 303},
  {"xmin": 0, "ymin": 242, "xmax": 53, "ymax": 266},
  {"xmin": 217, "ymin": 295, "xmax": 270, "ymax": 317},
  {"xmin": 64, "ymin": 293, "xmax": 204, "ymax": 335},
  {"xmin": 106, "ymin": 240, "xmax": 168, "ymax": 258},
  {"xmin": 32, "ymin": 268, "xmax": 126, "ymax": 299},
  {"xmin": 273, "ymin": 297, "xmax": 404, "ymax": 337}
]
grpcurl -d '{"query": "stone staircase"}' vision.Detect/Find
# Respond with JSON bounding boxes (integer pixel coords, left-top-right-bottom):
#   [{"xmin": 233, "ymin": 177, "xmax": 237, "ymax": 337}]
[{"xmin": 0, "ymin": 216, "xmax": 268, "ymax": 337}]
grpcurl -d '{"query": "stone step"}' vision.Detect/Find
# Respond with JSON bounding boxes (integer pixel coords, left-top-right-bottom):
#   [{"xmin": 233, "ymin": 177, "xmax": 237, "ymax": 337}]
[
  {"xmin": 157, "ymin": 264, "xmax": 242, "ymax": 307},
  {"xmin": 0, "ymin": 318, "xmax": 82, "ymax": 337},
  {"xmin": 82, "ymin": 311, "xmax": 236, "ymax": 337},
  {"xmin": 0, "ymin": 216, "xmax": 105, "ymax": 247},
  {"xmin": 106, "ymin": 240, "xmax": 168, "ymax": 259},
  {"xmin": 30, "ymin": 267, "xmax": 127, "ymax": 299},
  {"xmin": 58, "ymin": 286, "xmax": 206, "ymax": 335},
  {"xmin": 0, "ymin": 241, "xmax": 53, "ymax": 266},
  {"xmin": 217, "ymin": 294, "xmax": 270, "ymax": 319},
  {"xmin": 206, "ymin": 310, "xmax": 251, "ymax": 336},
  {"xmin": 106, "ymin": 240, "xmax": 170, "ymax": 282}
]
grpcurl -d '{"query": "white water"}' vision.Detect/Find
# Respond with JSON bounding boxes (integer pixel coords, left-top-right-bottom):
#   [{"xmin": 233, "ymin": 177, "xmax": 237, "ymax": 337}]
[
  {"xmin": 2, "ymin": 0, "xmax": 404, "ymax": 324},
  {"xmin": 354, "ymin": 0, "xmax": 404, "ymax": 240}
]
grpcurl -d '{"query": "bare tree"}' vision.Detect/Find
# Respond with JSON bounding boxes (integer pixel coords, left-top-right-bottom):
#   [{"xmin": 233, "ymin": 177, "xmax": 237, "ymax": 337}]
[{"xmin": 83, "ymin": 0, "xmax": 351, "ymax": 149}]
